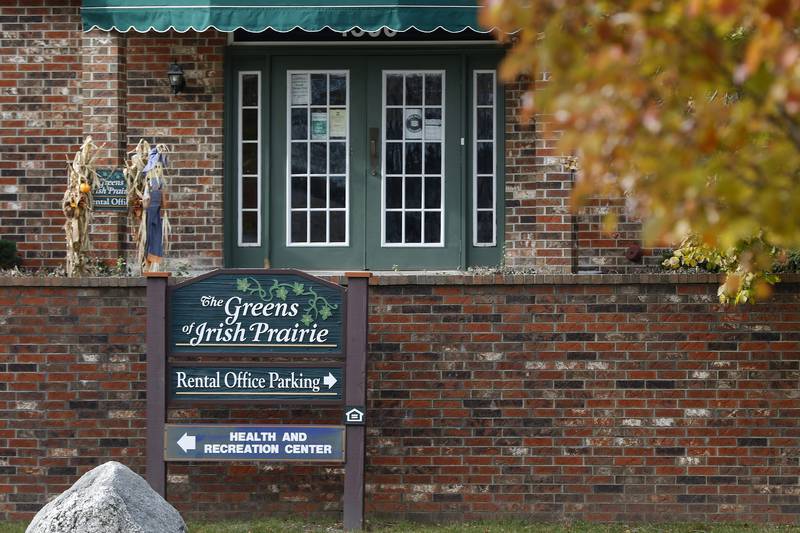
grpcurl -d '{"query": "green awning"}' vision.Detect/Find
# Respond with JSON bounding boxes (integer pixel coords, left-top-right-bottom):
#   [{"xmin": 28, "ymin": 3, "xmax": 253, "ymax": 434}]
[{"xmin": 81, "ymin": 1, "xmax": 488, "ymax": 33}]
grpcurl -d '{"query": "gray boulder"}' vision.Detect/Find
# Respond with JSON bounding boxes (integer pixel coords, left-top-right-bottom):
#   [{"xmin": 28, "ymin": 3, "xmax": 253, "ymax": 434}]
[{"xmin": 27, "ymin": 461, "xmax": 186, "ymax": 533}]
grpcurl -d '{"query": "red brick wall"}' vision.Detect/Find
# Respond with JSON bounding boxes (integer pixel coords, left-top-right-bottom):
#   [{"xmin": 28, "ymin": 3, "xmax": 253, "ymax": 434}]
[
  {"xmin": 126, "ymin": 31, "xmax": 226, "ymax": 270},
  {"xmin": 0, "ymin": 1, "xmax": 83, "ymax": 268},
  {"xmin": 503, "ymin": 73, "xmax": 660, "ymax": 274},
  {"xmin": 504, "ymin": 75, "xmax": 576, "ymax": 272},
  {"xmin": 2, "ymin": 275, "xmax": 798, "ymax": 524},
  {"xmin": 0, "ymin": 2, "xmax": 226, "ymax": 271},
  {"xmin": 0, "ymin": 279, "xmax": 147, "ymax": 519}
]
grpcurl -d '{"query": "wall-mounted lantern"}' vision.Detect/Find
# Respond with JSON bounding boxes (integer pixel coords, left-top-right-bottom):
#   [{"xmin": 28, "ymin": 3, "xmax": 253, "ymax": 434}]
[{"xmin": 168, "ymin": 62, "xmax": 185, "ymax": 95}]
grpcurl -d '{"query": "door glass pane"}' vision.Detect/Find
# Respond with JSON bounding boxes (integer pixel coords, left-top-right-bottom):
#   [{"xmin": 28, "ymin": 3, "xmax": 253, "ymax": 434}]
[
  {"xmin": 386, "ymin": 74, "xmax": 403, "ymax": 106},
  {"xmin": 405, "ymin": 212, "xmax": 422, "ymax": 243},
  {"xmin": 386, "ymin": 143, "xmax": 402, "ymax": 175},
  {"xmin": 424, "ymin": 143, "xmax": 441, "ymax": 174},
  {"xmin": 329, "ymin": 143, "xmax": 346, "ymax": 173},
  {"xmin": 386, "ymin": 177, "xmax": 402, "ymax": 209},
  {"xmin": 424, "ymin": 176, "xmax": 441, "ymax": 209},
  {"xmin": 385, "ymin": 211, "xmax": 402, "ymax": 243},
  {"xmin": 242, "ymin": 177, "xmax": 258, "ymax": 209},
  {"xmin": 310, "ymin": 211, "xmax": 327, "ymax": 242},
  {"xmin": 291, "ymin": 177, "xmax": 307, "ymax": 208},
  {"xmin": 424, "ymin": 211, "xmax": 441, "ymax": 244},
  {"xmin": 287, "ymin": 71, "xmax": 349, "ymax": 245},
  {"xmin": 242, "ymin": 211, "xmax": 259, "ymax": 243},
  {"xmin": 242, "ymin": 143, "xmax": 258, "ymax": 175},
  {"xmin": 424, "ymin": 74, "xmax": 442, "ymax": 105},
  {"xmin": 310, "ymin": 142, "xmax": 326, "ymax": 174},
  {"xmin": 477, "ymin": 108, "xmax": 493, "ymax": 140},
  {"xmin": 291, "ymin": 109, "xmax": 308, "ymax": 139},
  {"xmin": 291, "ymin": 212, "xmax": 307, "ymax": 242},
  {"xmin": 310, "ymin": 176, "xmax": 327, "ymax": 208},
  {"xmin": 386, "ymin": 108, "xmax": 403, "ymax": 140},
  {"xmin": 329, "ymin": 74, "xmax": 346, "ymax": 105},
  {"xmin": 405, "ymin": 176, "xmax": 421, "ymax": 209},
  {"xmin": 382, "ymin": 71, "xmax": 444, "ymax": 246},
  {"xmin": 405, "ymin": 143, "xmax": 422, "ymax": 174},
  {"xmin": 311, "ymin": 74, "xmax": 327, "ymax": 105},
  {"xmin": 291, "ymin": 143, "xmax": 307, "ymax": 174},
  {"xmin": 405, "ymin": 74, "xmax": 422, "ymax": 106},
  {"xmin": 242, "ymin": 74, "xmax": 259, "ymax": 107},
  {"xmin": 330, "ymin": 211, "xmax": 346, "ymax": 242},
  {"xmin": 242, "ymin": 109, "xmax": 258, "ymax": 140},
  {"xmin": 330, "ymin": 176, "xmax": 346, "ymax": 208}
]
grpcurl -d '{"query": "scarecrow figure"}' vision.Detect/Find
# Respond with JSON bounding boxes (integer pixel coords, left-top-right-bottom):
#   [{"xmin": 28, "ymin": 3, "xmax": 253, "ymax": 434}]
[
  {"xmin": 125, "ymin": 140, "xmax": 171, "ymax": 274},
  {"xmin": 142, "ymin": 146, "xmax": 170, "ymax": 272}
]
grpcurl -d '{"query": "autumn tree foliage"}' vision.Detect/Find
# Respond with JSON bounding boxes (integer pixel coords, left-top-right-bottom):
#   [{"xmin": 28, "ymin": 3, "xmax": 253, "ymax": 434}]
[{"xmin": 482, "ymin": 0, "xmax": 800, "ymax": 301}]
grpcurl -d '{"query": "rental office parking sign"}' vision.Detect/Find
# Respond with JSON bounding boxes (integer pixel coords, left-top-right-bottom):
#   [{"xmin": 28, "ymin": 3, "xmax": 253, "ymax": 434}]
[{"xmin": 146, "ymin": 269, "xmax": 369, "ymax": 530}]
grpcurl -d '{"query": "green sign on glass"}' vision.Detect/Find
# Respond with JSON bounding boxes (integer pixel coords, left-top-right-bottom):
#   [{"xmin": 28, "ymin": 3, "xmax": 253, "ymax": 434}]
[{"xmin": 169, "ymin": 270, "xmax": 345, "ymax": 356}]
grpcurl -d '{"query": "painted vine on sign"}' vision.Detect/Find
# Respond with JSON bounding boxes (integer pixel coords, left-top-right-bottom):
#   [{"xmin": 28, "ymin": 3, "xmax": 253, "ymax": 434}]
[
  {"xmin": 62, "ymin": 137, "xmax": 102, "ymax": 277},
  {"xmin": 124, "ymin": 139, "xmax": 172, "ymax": 273}
]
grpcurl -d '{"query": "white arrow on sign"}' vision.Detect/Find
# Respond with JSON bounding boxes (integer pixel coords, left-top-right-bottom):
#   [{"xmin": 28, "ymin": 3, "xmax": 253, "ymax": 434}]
[
  {"xmin": 323, "ymin": 372, "xmax": 337, "ymax": 389},
  {"xmin": 177, "ymin": 433, "xmax": 196, "ymax": 453}
]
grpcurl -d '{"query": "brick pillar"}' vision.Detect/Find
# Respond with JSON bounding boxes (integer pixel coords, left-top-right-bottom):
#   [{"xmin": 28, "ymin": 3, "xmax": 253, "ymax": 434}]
[
  {"xmin": 504, "ymin": 74, "xmax": 575, "ymax": 273},
  {"xmin": 81, "ymin": 29, "xmax": 128, "ymax": 266}
]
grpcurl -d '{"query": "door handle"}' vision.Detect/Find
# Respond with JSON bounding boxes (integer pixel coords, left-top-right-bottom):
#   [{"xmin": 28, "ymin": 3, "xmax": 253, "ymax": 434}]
[{"xmin": 369, "ymin": 127, "xmax": 379, "ymax": 176}]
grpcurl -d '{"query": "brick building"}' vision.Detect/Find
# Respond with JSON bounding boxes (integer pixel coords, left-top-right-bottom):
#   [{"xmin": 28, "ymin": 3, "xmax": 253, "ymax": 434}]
[
  {"xmin": 1, "ymin": 0, "xmax": 654, "ymax": 274},
  {"xmin": 1, "ymin": 0, "xmax": 799, "ymax": 526}
]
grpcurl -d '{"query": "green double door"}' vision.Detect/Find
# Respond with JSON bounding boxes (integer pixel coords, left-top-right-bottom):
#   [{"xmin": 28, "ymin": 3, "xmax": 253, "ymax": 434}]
[{"xmin": 268, "ymin": 55, "xmax": 463, "ymax": 270}]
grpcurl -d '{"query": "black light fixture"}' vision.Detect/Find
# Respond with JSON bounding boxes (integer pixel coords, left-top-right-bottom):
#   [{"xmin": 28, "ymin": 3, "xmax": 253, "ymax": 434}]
[{"xmin": 167, "ymin": 62, "xmax": 185, "ymax": 95}]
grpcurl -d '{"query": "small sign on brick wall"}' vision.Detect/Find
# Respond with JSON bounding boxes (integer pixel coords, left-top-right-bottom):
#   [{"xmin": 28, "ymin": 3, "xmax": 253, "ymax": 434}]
[{"xmin": 93, "ymin": 169, "xmax": 128, "ymax": 211}]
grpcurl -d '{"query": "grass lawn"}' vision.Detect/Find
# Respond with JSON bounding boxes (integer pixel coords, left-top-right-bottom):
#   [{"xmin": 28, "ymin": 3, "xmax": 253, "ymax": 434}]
[
  {"xmin": 190, "ymin": 520, "xmax": 800, "ymax": 533},
  {"xmin": 2, "ymin": 518, "xmax": 799, "ymax": 532}
]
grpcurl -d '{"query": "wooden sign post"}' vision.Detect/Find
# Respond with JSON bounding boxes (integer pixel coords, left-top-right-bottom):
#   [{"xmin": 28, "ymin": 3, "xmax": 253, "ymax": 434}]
[
  {"xmin": 343, "ymin": 272, "xmax": 369, "ymax": 531},
  {"xmin": 146, "ymin": 269, "xmax": 369, "ymax": 530}
]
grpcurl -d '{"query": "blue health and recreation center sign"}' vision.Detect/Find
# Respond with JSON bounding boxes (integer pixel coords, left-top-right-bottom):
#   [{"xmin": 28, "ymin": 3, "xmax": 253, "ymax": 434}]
[
  {"xmin": 164, "ymin": 425, "xmax": 345, "ymax": 462},
  {"xmin": 169, "ymin": 270, "xmax": 345, "ymax": 355}
]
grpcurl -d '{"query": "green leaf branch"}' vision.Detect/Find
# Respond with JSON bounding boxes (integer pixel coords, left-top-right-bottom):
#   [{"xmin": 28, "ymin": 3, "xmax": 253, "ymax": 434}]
[{"xmin": 235, "ymin": 277, "xmax": 338, "ymax": 324}]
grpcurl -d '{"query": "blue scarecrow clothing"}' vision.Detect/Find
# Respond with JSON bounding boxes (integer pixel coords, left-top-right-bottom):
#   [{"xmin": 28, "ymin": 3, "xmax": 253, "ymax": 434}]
[
  {"xmin": 144, "ymin": 147, "xmax": 168, "ymax": 262},
  {"xmin": 146, "ymin": 177, "xmax": 164, "ymax": 261}
]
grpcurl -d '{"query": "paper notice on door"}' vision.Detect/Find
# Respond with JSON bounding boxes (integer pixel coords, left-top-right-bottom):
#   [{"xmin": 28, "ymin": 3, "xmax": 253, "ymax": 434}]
[
  {"xmin": 311, "ymin": 111, "xmax": 328, "ymax": 140},
  {"xmin": 404, "ymin": 108, "xmax": 423, "ymax": 140},
  {"xmin": 291, "ymin": 74, "xmax": 309, "ymax": 105},
  {"xmin": 329, "ymin": 109, "xmax": 346, "ymax": 139},
  {"xmin": 424, "ymin": 117, "xmax": 442, "ymax": 140}
]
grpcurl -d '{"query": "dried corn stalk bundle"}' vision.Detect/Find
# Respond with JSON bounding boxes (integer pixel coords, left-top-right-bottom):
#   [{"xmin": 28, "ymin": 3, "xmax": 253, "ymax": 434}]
[
  {"xmin": 124, "ymin": 140, "xmax": 172, "ymax": 273},
  {"xmin": 62, "ymin": 137, "xmax": 101, "ymax": 277},
  {"xmin": 124, "ymin": 138, "xmax": 151, "ymax": 211}
]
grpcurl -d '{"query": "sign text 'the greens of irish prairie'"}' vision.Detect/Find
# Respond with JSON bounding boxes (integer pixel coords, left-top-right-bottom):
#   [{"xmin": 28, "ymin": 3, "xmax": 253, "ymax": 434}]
[{"xmin": 169, "ymin": 271, "xmax": 344, "ymax": 355}]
